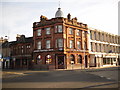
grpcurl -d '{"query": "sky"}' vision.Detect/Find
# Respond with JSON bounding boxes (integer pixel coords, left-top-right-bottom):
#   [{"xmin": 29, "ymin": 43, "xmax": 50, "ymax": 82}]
[{"xmin": 0, "ymin": 0, "xmax": 119, "ymax": 41}]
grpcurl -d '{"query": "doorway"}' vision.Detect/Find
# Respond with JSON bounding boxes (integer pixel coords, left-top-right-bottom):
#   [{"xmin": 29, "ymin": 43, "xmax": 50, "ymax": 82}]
[
  {"xmin": 85, "ymin": 55, "xmax": 88, "ymax": 68},
  {"xmin": 57, "ymin": 55, "xmax": 65, "ymax": 69}
]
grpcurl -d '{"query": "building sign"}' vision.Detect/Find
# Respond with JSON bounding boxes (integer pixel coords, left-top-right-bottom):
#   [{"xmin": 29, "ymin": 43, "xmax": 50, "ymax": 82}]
[{"xmin": 34, "ymin": 49, "xmax": 54, "ymax": 52}]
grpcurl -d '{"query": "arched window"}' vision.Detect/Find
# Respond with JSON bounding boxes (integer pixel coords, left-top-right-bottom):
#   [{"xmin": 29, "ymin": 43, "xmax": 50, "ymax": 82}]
[
  {"xmin": 46, "ymin": 55, "xmax": 52, "ymax": 64},
  {"xmin": 78, "ymin": 55, "xmax": 82, "ymax": 64},
  {"xmin": 37, "ymin": 55, "xmax": 42, "ymax": 64}
]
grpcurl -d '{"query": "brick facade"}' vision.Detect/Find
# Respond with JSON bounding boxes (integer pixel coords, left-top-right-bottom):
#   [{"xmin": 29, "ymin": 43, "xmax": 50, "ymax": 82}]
[{"xmin": 33, "ymin": 14, "xmax": 89, "ymax": 70}]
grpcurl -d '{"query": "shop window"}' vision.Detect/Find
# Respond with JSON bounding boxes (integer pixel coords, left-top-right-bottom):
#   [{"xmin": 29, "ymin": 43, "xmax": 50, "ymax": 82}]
[
  {"xmin": 37, "ymin": 55, "xmax": 42, "ymax": 64},
  {"xmin": 70, "ymin": 54, "xmax": 75, "ymax": 64},
  {"xmin": 46, "ymin": 55, "xmax": 52, "ymax": 64},
  {"xmin": 78, "ymin": 55, "xmax": 82, "ymax": 64}
]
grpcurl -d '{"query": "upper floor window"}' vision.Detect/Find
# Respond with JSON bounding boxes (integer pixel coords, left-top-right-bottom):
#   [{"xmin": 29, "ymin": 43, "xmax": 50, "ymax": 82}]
[
  {"xmin": 46, "ymin": 27, "xmax": 50, "ymax": 35},
  {"xmin": 84, "ymin": 31, "xmax": 88, "ymax": 37},
  {"xmin": 22, "ymin": 46, "xmax": 23, "ymax": 48},
  {"xmin": 90, "ymin": 31, "xmax": 92, "ymax": 39},
  {"xmin": 58, "ymin": 25, "xmax": 63, "ymax": 33},
  {"xmin": 76, "ymin": 29, "xmax": 81, "ymax": 36},
  {"xmin": 37, "ymin": 41, "xmax": 41, "ymax": 49},
  {"xmin": 46, "ymin": 40, "xmax": 50, "ymax": 49},
  {"xmin": 69, "ymin": 28, "xmax": 73, "ymax": 35},
  {"xmin": 91, "ymin": 42, "xmax": 93, "ymax": 51},
  {"xmin": 77, "ymin": 41, "xmax": 81, "ymax": 49},
  {"xmin": 55, "ymin": 25, "xmax": 63, "ymax": 33},
  {"xmin": 56, "ymin": 39, "xmax": 63, "ymax": 48},
  {"xmin": 94, "ymin": 32, "xmax": 96, "ymax": 40},
  {"xmin": 84, "ymin": 41, "xmax": 87, "ymax": 50},
  {"xmin": 70, "ymin": 40, "xmax": 74, "ymax": 48},
  {"xmin": 37, "ymin": 29, "xmax": 41, "ymax": 36}
]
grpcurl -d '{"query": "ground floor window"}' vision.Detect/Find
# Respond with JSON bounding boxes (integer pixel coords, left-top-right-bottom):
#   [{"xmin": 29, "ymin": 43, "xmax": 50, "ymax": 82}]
[
  {"xmin": 103, "ymin": 58, "xmax": 116, "ymax": 65},
  {"xmin": 46, "ymin": 55, "xmax": 52, "ymax": 64},
  {"xmin": 70, "ymin": 54, "xmax": 75, "ymax": 64},
  {"xmin": 37, "ymin": 55, "xmax": 42, "ymax": 64},
  {"xmin": 77, "ymin": 55, "xmax": 82, "ymax": 64}
]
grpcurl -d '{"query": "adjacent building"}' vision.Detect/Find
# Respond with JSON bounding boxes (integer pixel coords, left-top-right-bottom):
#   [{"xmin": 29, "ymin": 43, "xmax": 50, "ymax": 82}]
[
  {"xmin": 33, "ymin": 8, "xmax": 89, "ymax": 69},
  {"xmin": 10, "ymin": 35, "xmax": 33, "ymax": 69},
  {"xmin": 1, "ymin": 41, "xmax": 11, "ymax": 69},
  {"xmin": 89, "ymin": 27, "xmax": 120, "ymax": 67}
]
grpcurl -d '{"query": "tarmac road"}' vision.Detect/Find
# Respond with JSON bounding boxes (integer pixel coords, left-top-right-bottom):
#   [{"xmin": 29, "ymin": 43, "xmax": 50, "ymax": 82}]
[{"xmin": 2, "ymin": 67, "xmax": 120, "ymax": 89}]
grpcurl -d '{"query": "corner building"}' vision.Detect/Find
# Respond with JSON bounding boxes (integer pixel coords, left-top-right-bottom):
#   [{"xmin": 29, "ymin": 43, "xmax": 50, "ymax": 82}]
[{"xmin": 33, "ymin": 8, "xmax": 89, "ymax": 69}]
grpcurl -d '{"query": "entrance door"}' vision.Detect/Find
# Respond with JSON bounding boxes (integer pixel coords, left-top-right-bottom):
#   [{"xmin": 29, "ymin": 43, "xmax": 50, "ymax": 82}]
[
  {"xmin": 57, "ymin": 55, "xmax": 64, "ymax": 69},
  {"xmin": 85, "ymin": 55, "xmax": 88, "ymax": 68},
  {"xmin": 94, "ymin": 57, "xmax": 96, "ymax": 67}
]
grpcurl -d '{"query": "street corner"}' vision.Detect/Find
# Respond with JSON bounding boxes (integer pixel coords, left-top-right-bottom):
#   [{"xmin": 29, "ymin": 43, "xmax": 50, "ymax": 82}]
[{"xmin": 2, "ymin": 71, "xmax": 26, "ymax": 79}]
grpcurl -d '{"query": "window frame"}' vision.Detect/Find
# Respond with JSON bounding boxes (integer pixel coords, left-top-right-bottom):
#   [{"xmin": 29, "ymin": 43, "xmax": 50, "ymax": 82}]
[
  {"xmin": 70, "ymin": 40, "xmax": 74, "ymax": 48},
  {"xmin": 77, "ymin": 41, "xmax": 81, "ymax": 49},
  {"xmin": 37, "ymin": 41, "xmax": 42, "ymax": 49},
  {"xmin": 46, "ymin": 27, "xmax": 51, "ymax": 35},
  {"xmin": 69, "ymin": 28, "xmax": 73, "ymax": 35},
  {"xmin": 46, "ymin": 40, "xmax": 50, "ymax": 49},
  {"xmin": 56, "ymin": 38, "xmax": 63, "ymax": 48},
  {"xmin": 37, "ymin": 29, "xmax": 41, "ymax": 36}
]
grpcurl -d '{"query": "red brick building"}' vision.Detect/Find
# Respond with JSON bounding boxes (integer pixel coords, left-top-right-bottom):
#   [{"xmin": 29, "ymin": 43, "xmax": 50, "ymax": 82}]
[
  {"xmin": 10, "ymin": 35, "xmax": 33, "ymax": 69},
  {"xmin": 33, "ymin": 8, "xmax": 89, "ymax": 69}
]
